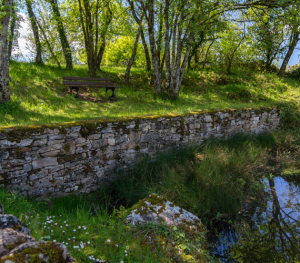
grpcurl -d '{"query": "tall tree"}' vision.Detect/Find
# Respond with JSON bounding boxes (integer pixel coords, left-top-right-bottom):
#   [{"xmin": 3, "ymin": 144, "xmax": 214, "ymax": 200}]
[
  {"xmin": 48, "ymin": 0, "xmax": 73, "ymax": 69},
  {"xmin": 0, "ymin": 0, "xmax": 13, "ymax": 102},
  {"xmin": 125, "ymin": 13, "xmax": 143, "ymax": 85},
  {"xmin": 78, "ymin": 0, "xmax": 113, "ymax": 77},
  {"xmin": 26, "ymin": 0, "xmax": 42, "ymax": 64},
  {"xmin": 279, "ymin": 29, "xmax": 299, "ymax": 75},
  {"xmin": 279, "ymin": 6, "xmax": 300, "ymax": 75},
  {"xmin": 128, "ymin": 0, "xmax": 151, "ymax": 71},
  {"xmin": 7, "ymin": 2, "xmax": 16, "ymax": 60},
  {"xmin": 249, "ymin": 9, "xmax": 285, "ymax": 71}
]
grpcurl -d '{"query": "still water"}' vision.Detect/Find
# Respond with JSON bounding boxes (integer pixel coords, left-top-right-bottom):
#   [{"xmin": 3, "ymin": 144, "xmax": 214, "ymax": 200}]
[{"xmin": 209, "ymin": 176, "xmax": 300, "ymax": 262}]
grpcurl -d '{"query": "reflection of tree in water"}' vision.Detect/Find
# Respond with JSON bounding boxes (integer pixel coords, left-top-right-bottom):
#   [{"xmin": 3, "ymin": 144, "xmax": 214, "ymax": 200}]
[{"xmin": 232, "ymin": 177, "xmax": 300, "ymax": 263}]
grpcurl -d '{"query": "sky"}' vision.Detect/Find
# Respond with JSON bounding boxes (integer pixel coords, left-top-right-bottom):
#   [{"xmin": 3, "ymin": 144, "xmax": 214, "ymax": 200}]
[
  {"xmin": 15, "ymin": 13, "xmax": 300, "ymax": 66},
  {"xmin": 16, "ymin": 13, "xmax": 31, "ymax": 59}
]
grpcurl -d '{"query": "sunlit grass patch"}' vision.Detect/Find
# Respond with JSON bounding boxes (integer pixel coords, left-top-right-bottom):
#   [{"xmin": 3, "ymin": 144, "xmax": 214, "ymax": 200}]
[{"xmin": 2, "ymin": 61, "xmax": 299, "ymax": 127}]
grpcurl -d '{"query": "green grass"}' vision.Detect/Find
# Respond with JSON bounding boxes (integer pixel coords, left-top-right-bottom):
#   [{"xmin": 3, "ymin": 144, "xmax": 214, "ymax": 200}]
[
  {"xmin": 1, "ymin": 61, "xmax": 299, "ymax": 127},
  {"xmin": 2, "ymin": 130, "xmax": 299, "ymax": 262}
]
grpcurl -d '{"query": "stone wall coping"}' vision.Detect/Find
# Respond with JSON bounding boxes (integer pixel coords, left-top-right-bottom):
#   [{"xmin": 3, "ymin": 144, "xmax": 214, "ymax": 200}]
[{"xmin": 0, "ymin": 106, "xmax": 276, "ymax": 134}]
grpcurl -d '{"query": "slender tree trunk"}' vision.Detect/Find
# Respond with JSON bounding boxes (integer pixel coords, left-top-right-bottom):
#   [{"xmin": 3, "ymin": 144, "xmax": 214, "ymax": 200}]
[
  {"xmin": 0, "ymin": 0, "xmax": 13, "ymax": 102},
  {"xmin": 141, "ymin": 29, "xmax": 151, "ymax": 71},
  {"xmin": 8, "ymin": 3, "xmax": 15, "ymax": 60},
  {"xmin": 146, "ymin": 0, "xmax": 162, "ymax": 96},
  {"xmin": 279, "ymin": 31, "xmax": 299, "ymax": 75},
  {"xmin": 195, "ymin": 51, "xmax": 198, "ymax": 64},
  {"xmin": 26, "ymin": 0, "xmax": 42, "ymax": 64},
  {"xmin": 96, "ymin": 3, "xmax": 112, "ymax": 73},
  {"xmin": 160, "ymin": 52, "xmax": 165, "ymax": 71},
  {"xmin": 48, "ymin": 0, "xmax": 73, "ymax": 69},
  {"xmin": 164, "ymin": 0, "xmax": 171, "ymax": 93},
  {"xmin": 202, "ymin": 40, "xmax": 215, "ymax": 69},
  {"xmin": 127, "ymin": 0, "xmax": 151, "ymax": 72},
  {"xmin": 35, "ymin": 14, "xmax": 61, "ymax": 68},
  {"xmin": 170, "ymin": 32, "xmax": 194, "ymax": 99},
  {"xmin": 78, "ymin": 0, "xmax": 112, "ymax": 77},
  {"xmin": 226, "ymin": 34, "xmax": 245, "ymax": 75},
  {"xmin": 125, "ymin": 14, "xmax": 143, "ymax": 86},
  {"xmin": 157, "ymin": 3, "xmax": 163, "ymax": 66}
]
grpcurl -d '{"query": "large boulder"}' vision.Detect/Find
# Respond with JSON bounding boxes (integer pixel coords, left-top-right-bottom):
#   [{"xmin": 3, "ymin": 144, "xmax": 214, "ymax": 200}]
[
  {"xmin": 126, "ymin": 194, "xmax": 203, "ymax": 234},
  {"xmin": 0, "ymin": 242, "xmax": 76, "ymax": 263},
  {"xmin": 0, "ymin": 229, "xmax": 35, "ymax": 257},
  {"xmin": 0, "ymin": 203, "xmax": 76, "ymax": 263},
  {"xmin": 0, "ymin": 215, "xmax": 31, "ymax": 235}
]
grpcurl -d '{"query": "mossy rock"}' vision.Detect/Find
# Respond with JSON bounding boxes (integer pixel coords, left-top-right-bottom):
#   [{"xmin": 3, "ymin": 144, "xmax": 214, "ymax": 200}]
[
  {"xmin": 0, "ymin": 215, "xmax": 30, "ymax": 235},
  {"xmin": 0, "ymin": 241, "xmax": 76, "ymax": 263},
  {"xmin": 127, "ymin": 194, "xmax": 203, "ymax": 234}
]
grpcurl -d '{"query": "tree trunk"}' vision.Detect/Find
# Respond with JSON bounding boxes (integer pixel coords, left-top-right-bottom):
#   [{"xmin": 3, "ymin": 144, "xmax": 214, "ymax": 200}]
[
  {"xmin": 26, "ymin": 0, "xmax": 42, "ymax": 64},
  {"xmin": 125, "ymin": 15, "xmax": 143, "ymax": 86},
  {"xmin": 170, "ymin": 32, "xmax": 194, "ymax": 99},
  {"xmin": 279, "ymin": 31, "xmax": 299, "ymax": 75},
  {"xmin": 164, "ymin": 0, "xmax": 171, "ymax": 93},
  {"xmin": 35, "ymin": 14, "xmax": 61, "ymax": 68},
  {"xmin": 78, "ymin": 0, "xmax": 112, "ymax": 77},
  {"xmin": 226, "ymin": 34, "xmax": 245, "ymax": 75},
  {"xmin": 146, "ymin": 0, "xmax": 162, "ymax": 96},
  {"xmin": 141, "ymin": 29, "xmax": 151, "ymax": 71},
  {"xmin": 48, "ymin": 0, "xmax": 73, "ymax": 69},
  {"xmin": 202, "ymin": 40, "xmax": 215, "ymax": 69},
  {"xmin": 0, "ymin": 0, "xmax": 13, "ymax": 102},
  {"xmin": 127, "ymin": 0, "xmax": 151, "ymax": 72},
  {"xmin": 8, "ymin": 3, "xmax": 16, "ymax": 60}
]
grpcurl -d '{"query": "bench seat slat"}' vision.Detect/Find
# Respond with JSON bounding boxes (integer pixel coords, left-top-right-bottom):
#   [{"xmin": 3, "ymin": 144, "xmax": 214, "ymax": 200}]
[{"xmin": 63, "ymin": 77, "xmax": 113, "ymax": 81}]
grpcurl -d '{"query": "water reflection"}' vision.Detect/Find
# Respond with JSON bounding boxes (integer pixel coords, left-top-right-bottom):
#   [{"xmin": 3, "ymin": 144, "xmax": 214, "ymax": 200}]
[{"xmin": 210, "ymin": 177, "xmax": 300, "ymax": 262}]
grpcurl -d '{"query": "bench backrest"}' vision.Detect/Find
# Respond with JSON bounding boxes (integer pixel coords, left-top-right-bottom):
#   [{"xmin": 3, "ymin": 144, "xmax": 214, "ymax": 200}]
[{"xmin": 63, "ymin": 77, "xmax": 113, "ymax": 81}]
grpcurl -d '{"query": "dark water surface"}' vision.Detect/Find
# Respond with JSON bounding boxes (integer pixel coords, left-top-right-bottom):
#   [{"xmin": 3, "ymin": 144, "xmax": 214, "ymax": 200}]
[{"xmin": 209, "ymin": 176, "xmax": 300, "ymax": 262}]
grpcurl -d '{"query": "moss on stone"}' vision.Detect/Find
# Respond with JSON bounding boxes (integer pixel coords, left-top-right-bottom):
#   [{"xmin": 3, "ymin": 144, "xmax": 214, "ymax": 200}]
[
  {"xmin": 0, "ymin": 242, "xmax": 76, "ymax": 263},
  {"xmin": 0, "ymin": 107, "xmax": 278, "ymax": 140},
  {"xmin": 131, "ymin": 194, "xmax": 168, "ymax": 216},
  {"xmin": 63, "ymin": 143, "xmax": 70, "ymax": 152},
  {"xmin": 135, "ymin": 145, "xmax": 140, "ymax": 151},
  {"xmin": 28, "ymin": 169, "xmax": 42, "ymax": 176}
]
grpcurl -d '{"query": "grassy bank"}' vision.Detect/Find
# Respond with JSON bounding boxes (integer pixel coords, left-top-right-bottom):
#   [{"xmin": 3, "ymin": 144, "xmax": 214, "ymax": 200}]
[
  {"xmin": 1, "ymin": 61, "xmax": 299, "ymax": 126},
  {"xmin": 1, "ymin": 130, "xmax": 299, "ymax": 262}
]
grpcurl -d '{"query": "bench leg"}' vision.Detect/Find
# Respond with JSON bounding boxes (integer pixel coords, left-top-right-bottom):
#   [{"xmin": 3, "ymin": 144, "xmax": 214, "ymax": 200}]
[
  {"xmin": 70, "ymin": 87, "xmax": 80, "ymax": 98},
  {"xmin": 106, "ymin": 87, "xmax": 115, "ymax": 98},
  {"xmin": 75, "ymin": 87, "xmax": 79, "ymax": 98}
]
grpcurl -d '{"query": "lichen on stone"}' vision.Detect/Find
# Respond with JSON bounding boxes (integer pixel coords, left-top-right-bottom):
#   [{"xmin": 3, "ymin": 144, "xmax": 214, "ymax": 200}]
[{"xmin": 127, "ymin": 194, "xmax": 203, "ymax": 234}]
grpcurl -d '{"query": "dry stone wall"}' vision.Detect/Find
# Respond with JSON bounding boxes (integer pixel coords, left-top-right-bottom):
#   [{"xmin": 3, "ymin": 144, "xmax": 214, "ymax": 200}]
[{"xmin": 0, "ymin": 108, "xmax": 280, "ymax": 198}]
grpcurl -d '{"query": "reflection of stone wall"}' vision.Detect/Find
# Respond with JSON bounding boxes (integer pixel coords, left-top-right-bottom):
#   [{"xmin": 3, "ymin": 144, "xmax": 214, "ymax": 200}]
[{"xmin": 0, "ymin": 108, "xmax": 280, "ymax": 198}]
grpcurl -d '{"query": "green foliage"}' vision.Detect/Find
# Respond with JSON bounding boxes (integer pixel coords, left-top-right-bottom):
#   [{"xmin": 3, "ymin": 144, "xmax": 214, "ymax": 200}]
[
  {"xmin": 287, "ymin": 63, "xmax": 300, "ymax": 80},
  {"xmin": 103, "ymin": 36, "xmax": 146, "ymax": 67},
  {"xmin": 0, "ymin": 100, "xmax": 21, "ymax": 115},
  {"xmin": 277, "ymin": 102, "xmax": 300, "ymax": 128}
]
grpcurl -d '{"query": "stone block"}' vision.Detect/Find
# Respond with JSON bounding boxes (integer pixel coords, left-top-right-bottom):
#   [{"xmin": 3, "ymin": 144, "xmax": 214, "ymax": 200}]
[
  {"xmin": 32, "ymin": 157, "xmax": 58, "ymax": 169},
  {"xmin": 0, "ymin": 151, "xmax": 9, "ymax": 161},
  {"xmin": 32, "ymin": 139, "xmax": 47, "ymax": 147},
  {"xmin": 108, "ymin": 138, "xmax": 116, "ymax": 146}
]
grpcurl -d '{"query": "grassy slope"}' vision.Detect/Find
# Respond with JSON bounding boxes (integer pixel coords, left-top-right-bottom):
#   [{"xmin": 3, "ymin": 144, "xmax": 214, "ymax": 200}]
[{"xmin": 1, "ymin": 61, "xmax": 299, "ymax": 126}]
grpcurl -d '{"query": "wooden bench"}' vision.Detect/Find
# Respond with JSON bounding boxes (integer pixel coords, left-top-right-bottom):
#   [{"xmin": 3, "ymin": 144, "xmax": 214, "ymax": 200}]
[{"xmin": 63, "ymin": 77, "xmax": 118, "ymax": 99}]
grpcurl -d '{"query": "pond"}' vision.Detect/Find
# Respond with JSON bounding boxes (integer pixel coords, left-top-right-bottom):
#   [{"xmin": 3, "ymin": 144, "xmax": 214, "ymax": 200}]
[{"xmin": 208, "ymin": 175, "xmax": 300, "ymax": 262}]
